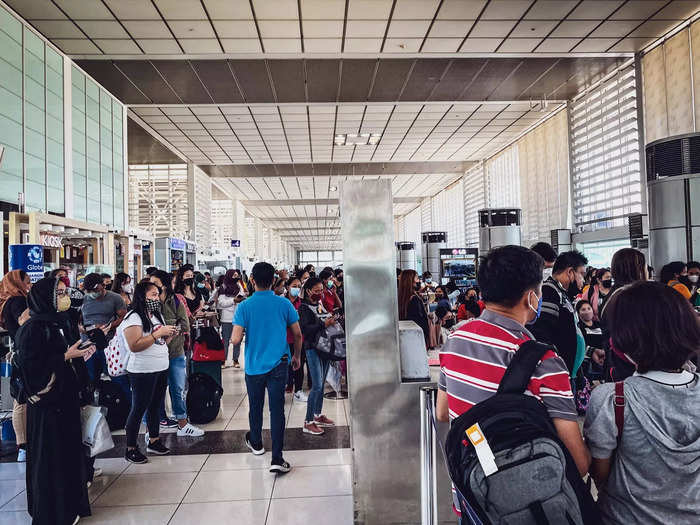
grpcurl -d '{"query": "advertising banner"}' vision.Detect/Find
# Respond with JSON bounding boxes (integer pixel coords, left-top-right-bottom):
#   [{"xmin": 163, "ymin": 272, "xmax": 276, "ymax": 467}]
[{"xmin": 9, "ymin": 244, "xmax": 44, "ymax": 282}]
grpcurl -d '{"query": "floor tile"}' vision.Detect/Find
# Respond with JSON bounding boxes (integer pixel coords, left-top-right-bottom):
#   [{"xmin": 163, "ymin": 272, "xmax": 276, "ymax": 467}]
[
  {"xmin": 272, "ymin": 465, "xmax": 352, "ymax": 499},
  {"xmin": 124, "ymin": 454, "xmax": 208, "ymax": 474},
  {"xmin": 171, "ymin": 500, "xmax": 268, "ymax": 525},
  {"xmin": 0, "ymin": 492, "xmax": 25, "ymax": 512},
  {"xmin": 0, "ymin": 511, "xmax": 31, "ymax": 524},
  {"xmin": 266, "ymin": 495, "xmax": 353, "ymax": 525},
  {"xmin": 201, "ymin": 452, "xmax": 271, "ymax": 471},
  {"xmin": 283, "ymin": 449, "xmax": 351, "ymax": 467},
  {"xmin": 0, "ymin": 464, "xmax": 25, "ymax": 481},
  {"xmin": 0, "ymin": 480, "xmax": 26, "ymax": 508},
  {"xmin": 183, "ymin": 469, "xmax": 275, "ymax": 503},
  {"xmin": 82, "ymin": 504, "xmax": 177, "ymax": 524},
  {"xmin": 88, "ymin": 474, "xmax": 120, "ymax": 504},
  {"xmin": 93, "ymin": 458, "xmax": 130, "ymax": 477},
  {"xmin": 93, "ymin": 472, "xmax": 196, "ymax": 507}
]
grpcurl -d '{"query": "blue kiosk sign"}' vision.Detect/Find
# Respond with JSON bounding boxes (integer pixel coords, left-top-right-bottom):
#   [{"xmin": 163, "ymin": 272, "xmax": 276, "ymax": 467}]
[{"xmin": 9, "ymin": 244, "xmax": 44, "ymax": 282}]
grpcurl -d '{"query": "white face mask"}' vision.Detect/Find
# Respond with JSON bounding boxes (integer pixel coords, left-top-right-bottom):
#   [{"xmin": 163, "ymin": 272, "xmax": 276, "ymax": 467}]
[
  {"xmin": 542, "ymin": 268, "xmax": 553, "ymax": 280},
  {"xmin": 122, "ymin": 283, "xmax": 133, "ymax": 294},
  {"xmin": 689, "ymin": 275, "xmax": 699, "ymax": 284}
]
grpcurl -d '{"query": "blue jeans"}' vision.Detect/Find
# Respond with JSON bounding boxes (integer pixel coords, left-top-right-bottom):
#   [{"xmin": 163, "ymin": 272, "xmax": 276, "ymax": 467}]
[
  {"xmin": 245, "ymin": 360, "xmax": 287, "ymax": 462},
  {"xmin": 158, "ymin": 355, "xmax": 188, "ymax": 421},
  {"xmin": 305, "ymin": 349, "xmax": 330, "ymax": 422},
  {"xmin": 221, "ymin": 322, "xmax": 241, "ymax": 362}
]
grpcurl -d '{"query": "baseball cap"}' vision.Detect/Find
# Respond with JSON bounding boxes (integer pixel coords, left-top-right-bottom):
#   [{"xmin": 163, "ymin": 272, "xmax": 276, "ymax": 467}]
[{"xmin": 83, "ymin": 273, "xmax": 104, "ymax": 292}]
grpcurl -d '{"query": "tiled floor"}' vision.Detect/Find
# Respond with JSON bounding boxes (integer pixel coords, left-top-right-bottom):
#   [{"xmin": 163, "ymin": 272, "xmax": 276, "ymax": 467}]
[{"xmin": 0, "ymin": 361, "xmax": 354, "ymax": 525}]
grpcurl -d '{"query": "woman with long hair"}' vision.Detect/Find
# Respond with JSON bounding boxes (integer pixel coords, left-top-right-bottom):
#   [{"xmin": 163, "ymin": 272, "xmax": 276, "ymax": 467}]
[
  {"xmin": 298, "ymin": 277, "xmax": 337, "ymax": 436},
  {"xmin": 14, "ymin": 277, "xmax": 94, "ymax": 524},
  {"xmin": 111, "ymin": 271, "xmax": 133, "ymax": 307},
  {"xmin": 585, "ymin": 267, "xmax": 613, "ymax": 320},
  {"xmin": 398, "ymin": 270, "xmax": 430, "ymax": 346},
  {"xmin": 174, "ymin": 266, "xmax": 204, "ymax": 316},
  {"xmin": 122, "ymin": 281, "xmax": 177, "ymax": 463},
  {"xmin": 213, "ymin": 269, "xmax": 245, "ymax": 368},
  {"xmin": 584, "ymin": 281, "xmax": 700, "ymax": 524},
  {"xmin": 0, "ymin": 270, "xmax": 31, "ymax": 462}
]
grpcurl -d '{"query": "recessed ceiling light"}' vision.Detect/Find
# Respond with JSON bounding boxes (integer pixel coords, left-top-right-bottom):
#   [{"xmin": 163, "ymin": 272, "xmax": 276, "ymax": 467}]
[
  {"xmin": 329, "ymin": 185, "xmax": 338, "ymax": 192},
  {"xmin": 334, "ymin": 133, "xmax": 382, "ymax": 146}
]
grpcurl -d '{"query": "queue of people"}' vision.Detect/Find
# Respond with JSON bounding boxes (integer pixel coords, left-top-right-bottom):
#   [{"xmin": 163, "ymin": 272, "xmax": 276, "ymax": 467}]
[{"xmin": 434, "ymin": 244, "xmax": 699, "ymax": 525}]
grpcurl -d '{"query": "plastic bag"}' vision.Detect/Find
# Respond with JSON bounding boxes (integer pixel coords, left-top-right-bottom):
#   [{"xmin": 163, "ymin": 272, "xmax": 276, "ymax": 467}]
[
  {"xmin": 326, "ymin": 360, "xmax": 343, "ymax": 393},
  {"xmin": 81, "ymin": 405, "xmax": 115, "ymax": 457}
]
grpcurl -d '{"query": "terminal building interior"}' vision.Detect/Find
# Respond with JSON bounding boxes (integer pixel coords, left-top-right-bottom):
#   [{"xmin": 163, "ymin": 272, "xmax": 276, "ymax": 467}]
[{"xmin": 0, "ymin": 1, "xmax": 699, "ymax": 524}]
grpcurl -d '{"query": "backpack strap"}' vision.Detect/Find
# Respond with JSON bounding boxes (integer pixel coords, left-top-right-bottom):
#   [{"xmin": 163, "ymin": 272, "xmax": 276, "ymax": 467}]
[
  {"xmin": 614, "ymin": 381, "xmax": 625, "ymax": 444},
  {"xmin": 497, "ymin": 340, "xmax": 553, "ymax": 395}
]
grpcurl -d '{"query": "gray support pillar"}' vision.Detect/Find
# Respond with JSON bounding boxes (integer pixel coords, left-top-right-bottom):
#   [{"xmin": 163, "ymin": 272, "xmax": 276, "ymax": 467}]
[
  {"xmin": 186, "ymin": 162, "xmax": 196, "ymax": 242},
  {"xmin": 342, "ymin": 179, "xmax": 429, "ymax": 524}
]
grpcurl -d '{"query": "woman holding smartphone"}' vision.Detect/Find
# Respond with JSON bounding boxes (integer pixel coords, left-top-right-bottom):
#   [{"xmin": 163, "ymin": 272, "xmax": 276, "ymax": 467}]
[
  {"xmin": 122, "ymin": 282, "xmax": 177, "ymax": 463},
  {"xmin": 14, "ymin": 277, "xmax": 96, "ymax": 524}
]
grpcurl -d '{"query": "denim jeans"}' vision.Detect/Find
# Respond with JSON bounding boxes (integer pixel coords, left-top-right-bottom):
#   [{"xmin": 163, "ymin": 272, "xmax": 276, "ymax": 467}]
[
  {"xmin": 305, "ymin": 349, "xmax": 330, "ymax": 422},
  {"xmin": 221, "ymin": 322, "xmax": 241, "ymax": 362},
  {"xmin": 244, "ymin": 360, "xmax": 288, "ymax": 462}
]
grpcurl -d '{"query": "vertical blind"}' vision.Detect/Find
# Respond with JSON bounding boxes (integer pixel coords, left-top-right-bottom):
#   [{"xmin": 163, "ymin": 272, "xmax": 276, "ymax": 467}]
[
  {"xmin": 485, "ymin": 145, "xmax": 520, "ymax": 208},
  {"xmin": 463, "ymin": 163, "xmax": 486, "ymax": 248},
  {"xmin": 570, "ymin": 65, "xmax": 642, "ymax": 232},
  {"xmin": 432, "ymin": 180, "xmax": 465, "ymax": 247}
]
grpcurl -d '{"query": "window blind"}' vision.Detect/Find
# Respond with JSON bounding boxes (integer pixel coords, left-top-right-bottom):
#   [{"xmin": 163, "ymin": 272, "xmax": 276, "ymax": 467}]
[{"xmin": 463, "ymin": 163, "xmax": 486, "ymax": 248}]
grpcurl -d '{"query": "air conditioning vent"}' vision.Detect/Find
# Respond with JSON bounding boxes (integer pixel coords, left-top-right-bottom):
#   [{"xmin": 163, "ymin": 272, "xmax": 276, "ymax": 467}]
[{"xmin": 646, "ymin": 133, "xmax": 700, "ymax": 180}]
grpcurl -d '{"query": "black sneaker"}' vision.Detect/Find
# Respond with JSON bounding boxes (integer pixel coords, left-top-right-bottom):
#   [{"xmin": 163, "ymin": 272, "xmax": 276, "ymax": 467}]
[
  {"xmin": 270, "ymin": 459, "xmax": 291, "ymax": 474},
  {"xmin": 245, "ymin": 431, "xmax": 265, "ymax": 456},
  {"xmin": 160, "ymin": 418, "xmax": 178, "ymax": 428},
  {"xmin": 125, "ymin": 447, "xmax": 148, "ymax": 464},
  {"xmin": 146, "ymin": 439, "xmax": 170, "ymax": 456}
]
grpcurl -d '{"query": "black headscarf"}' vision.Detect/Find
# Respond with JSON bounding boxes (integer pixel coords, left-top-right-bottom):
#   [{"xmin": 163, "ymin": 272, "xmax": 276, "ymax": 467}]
[{"xmin": 27, "ymin": 277, "xmax": 61, "ymax": 322}]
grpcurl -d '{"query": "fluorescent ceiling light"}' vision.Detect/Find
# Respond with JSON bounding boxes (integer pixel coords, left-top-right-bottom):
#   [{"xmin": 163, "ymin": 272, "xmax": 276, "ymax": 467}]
[{"xmin": 334, "ymin": 133, "xmax": 382, "ymax": 146}]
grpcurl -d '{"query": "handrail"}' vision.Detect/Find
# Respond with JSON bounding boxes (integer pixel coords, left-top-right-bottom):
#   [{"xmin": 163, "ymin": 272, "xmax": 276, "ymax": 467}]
[{"xmin": 420, "ymin": 386, "xmax": 439, "ymax": 525}]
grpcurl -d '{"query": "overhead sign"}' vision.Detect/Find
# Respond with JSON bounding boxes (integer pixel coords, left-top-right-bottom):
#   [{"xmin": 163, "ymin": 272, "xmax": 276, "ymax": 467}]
[
  {"xmin": 230, "ymin": 239, "xmax": 241, "ymax": 247},
  {"xmin": 9, "ymin": 244, "xmax": 44, "ymax": 283},
  {"xmin": 169, "ymin": 238, "xmax": 186, "ymax": 251},
  {"xmin": 40, "ymin": 233, "xmax": 62, "ymax": 248},
  {"xmin": 186, "ymin": 241, "xmax": 196, "ymax": 251}
]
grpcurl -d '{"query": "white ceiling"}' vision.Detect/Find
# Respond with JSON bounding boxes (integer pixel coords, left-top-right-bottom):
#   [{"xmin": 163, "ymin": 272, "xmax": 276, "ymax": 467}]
[
  {"xmin": 130, "ymin": 101, "xmax": 562, "ymax": 165},
  {"xmin": 7, "ymin": 0, "xmax": 699, "ymax": 57}
]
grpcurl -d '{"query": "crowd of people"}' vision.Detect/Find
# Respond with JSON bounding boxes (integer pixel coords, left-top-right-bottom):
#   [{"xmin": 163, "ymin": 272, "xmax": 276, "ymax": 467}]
[
  {"xmin": 0, "ymin": 260, "xmax": 345, "ymax": 524},
  {"xmin": 431, "ymin": 244, "xmax": 699, "ymax": 524}
]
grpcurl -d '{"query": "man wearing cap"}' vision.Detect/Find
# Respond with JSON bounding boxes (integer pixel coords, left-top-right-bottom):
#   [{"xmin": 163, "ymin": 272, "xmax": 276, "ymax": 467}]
[{"xmin": 81, "ymin": 272, "xmax": 128, "ymax": 383}]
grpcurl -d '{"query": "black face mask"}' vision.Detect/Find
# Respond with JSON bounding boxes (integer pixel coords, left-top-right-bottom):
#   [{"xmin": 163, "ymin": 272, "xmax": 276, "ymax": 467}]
[
  {"xmin": 567, "ymin": 280, "xmax": 580, "ymax": 301},
  {"xmin": 183, "ymin": 278, "xmax": 194, "ymax": 287},
  {"xmin": 414, "ymin": 283, "xmax": 421, "ymax": 291},
  {"xmin": 444, "ymin": 318, "xmax": 456, "ymax": 329},
  {"xmin": 601, "ymin": 279, "xmax": 613, "ymax": 289}
]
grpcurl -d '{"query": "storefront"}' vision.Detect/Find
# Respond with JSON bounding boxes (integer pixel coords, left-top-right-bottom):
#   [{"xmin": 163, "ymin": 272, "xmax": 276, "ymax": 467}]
[
  {"xmin": 6, "ymin": 212, "xmax": 114, "ymax": 287},
  {"xmin": 115, "ymin": 228, "xmax": 155, "ymax": 280}
]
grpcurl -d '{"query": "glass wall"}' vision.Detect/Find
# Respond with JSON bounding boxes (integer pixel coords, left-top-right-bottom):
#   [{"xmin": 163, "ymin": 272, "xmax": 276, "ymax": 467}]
[
  {"xmin": 0, "ymin": 6, "xmax": 63, "ymax": 213},
  {"xmin": 72, "ymin": 67, "xmax": 124, "ymax": 228}
]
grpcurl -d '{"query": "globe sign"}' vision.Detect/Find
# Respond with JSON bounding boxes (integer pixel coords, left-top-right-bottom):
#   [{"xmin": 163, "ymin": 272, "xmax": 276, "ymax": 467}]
[{"xmin": 28, "ymin": 246, "xmax": 43, "ymax": 265}]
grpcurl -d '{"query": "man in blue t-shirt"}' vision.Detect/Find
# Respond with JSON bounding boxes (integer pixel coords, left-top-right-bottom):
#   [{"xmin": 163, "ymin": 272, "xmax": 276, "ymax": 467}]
[{"xmin": 232, "ymin": 262, "xmax": 302, "ymax": 474}]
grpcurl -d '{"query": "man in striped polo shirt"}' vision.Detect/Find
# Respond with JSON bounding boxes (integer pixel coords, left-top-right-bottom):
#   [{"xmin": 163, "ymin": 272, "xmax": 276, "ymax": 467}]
[{"xmin": 436, "ymin": 245, "xmax": 590, "ymax": 520}]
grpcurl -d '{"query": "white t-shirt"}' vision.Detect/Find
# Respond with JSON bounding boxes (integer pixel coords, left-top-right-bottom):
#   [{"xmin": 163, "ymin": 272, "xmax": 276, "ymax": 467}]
[{"xmin": 122, "ymin": 311, "xmax": 169, "ymax": 373}]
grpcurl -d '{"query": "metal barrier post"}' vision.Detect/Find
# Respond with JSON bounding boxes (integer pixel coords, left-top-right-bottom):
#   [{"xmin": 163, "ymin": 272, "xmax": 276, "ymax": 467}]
[{"xmin": 420, "ymin": 386, "xmax": 439, "ymax": 525}]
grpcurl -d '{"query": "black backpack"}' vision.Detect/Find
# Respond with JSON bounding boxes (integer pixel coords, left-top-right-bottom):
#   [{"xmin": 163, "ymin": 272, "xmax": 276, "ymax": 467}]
[
  {"xmin": 186, "ymin": 372, "xmax": 223, "ymax": 424},
  {"xmin": 445, "ymin": 340, "xmax": 599, "ymax": 525},
  {"xmin": 96, "ymin": 379, "xmax": 131, "ymax": 431}
]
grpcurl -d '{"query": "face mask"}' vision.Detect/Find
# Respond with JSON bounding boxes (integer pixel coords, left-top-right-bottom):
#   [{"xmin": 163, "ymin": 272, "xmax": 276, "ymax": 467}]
[
  {"xmin": 529, "ymin": 291, "xmax": 543, "ymax": 321},
  {"xmin": 183, "ymin": 278, "xmax": 194, "ymax": 287},
  {"xmin": 414, "ymin": 283, "xmax": 421, "ymax": 291},
  {"xmin": 310, "ymin": 292, "xmax": 323, "ymax": 302},
  {"xmin": 444, "ymin": 318, "xmax": 456, "ymax": 329},
  {"xmin": 600, "ymin": 279, "xmax": 613, "ymax": 289},
  {"xmin": 57, "ymin": 295, "xmax": 71, "ymax": 312},
  {"xmin": 87, "ymin": 291, "xmax": 101, "ymax": 300},
  {"xmin": 542, "ymin": 268, "xmax": 553, "ymax": 280},
  {"xmin": 689, "ymin": 275, "xmax": 699, "ymax": 284},
  {"xmin": 122, "ymin": 283, "xmax": 133, "ymax": 294},
  {"xmin": 327, "ymin": 280, "xmax": 334, "ymax": 289},
  {"xmin": 60, "ymin": 276, "xmax": 70, "ymax": 287},
  {"xmin": 196, "ymin": 282, "xmax": 205, "ymax": 289},
  {"xmin": 290, "ymin": 287, "xmax": 300, "ymax": 298},
  {"xmin": 145, "ymin": 298, "xmax": 162, "ymax": 314},
  {"xmin": 426, "ymin": 278, "xmax": 432, "ymax": 284},
  {"xmin": 579, "ymin": 309, "xmax": 594, "ymax": 322}
]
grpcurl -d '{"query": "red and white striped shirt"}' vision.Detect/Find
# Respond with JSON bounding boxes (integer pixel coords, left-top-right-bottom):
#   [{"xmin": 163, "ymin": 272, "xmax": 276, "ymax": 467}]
[{"xmin": 438, "ymin": 309, "xmax": 577, "ymax": 515}]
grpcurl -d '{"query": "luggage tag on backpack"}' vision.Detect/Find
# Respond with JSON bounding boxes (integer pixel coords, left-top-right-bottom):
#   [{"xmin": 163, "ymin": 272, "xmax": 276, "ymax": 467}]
[{"xmin": 466, "ymin": 423, "xmax": 498, "ymax": 477}]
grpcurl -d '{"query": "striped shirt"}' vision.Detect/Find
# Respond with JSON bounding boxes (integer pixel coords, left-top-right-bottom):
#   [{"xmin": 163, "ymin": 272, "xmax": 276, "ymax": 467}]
[{"xmin": 438, "ymin": 309, "xmax": 577, "ymax": 515}]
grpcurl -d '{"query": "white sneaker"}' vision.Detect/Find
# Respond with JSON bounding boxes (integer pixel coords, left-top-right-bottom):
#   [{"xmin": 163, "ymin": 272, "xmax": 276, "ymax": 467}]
[
  {"xmin": 293, "ymin": 390, "xmax": 308, "ymax": 403},
  {"xmin": 177, "ymin": 422, "xmax": 205, "ymax": 437},
  {"xmin": 17, "ymin": 449, "xmax": 26, "ymax": 462},
  {"xmin": 93, "ymin": 467, "xmax": 103, "ymax": 478}
]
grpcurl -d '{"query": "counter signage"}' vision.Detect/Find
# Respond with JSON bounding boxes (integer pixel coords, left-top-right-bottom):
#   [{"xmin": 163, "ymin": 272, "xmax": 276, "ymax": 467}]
[
  {"xmin": 9, "ymin": 244, "xmax": 44, "ymax": 283},
  {"xmin": 186, "ymin": 241, "xmax": 196, "ymax": 252},
  {"xmin": 169, "ymin": 238, "xmax": 186, "ymax": 251},
  {"xmin": 40, "ymin": 233, "xmax": 62, "ymax": 248},
  {"xmin": 230, "ymin": 239, "xmax": 241, "ymax": 247}
]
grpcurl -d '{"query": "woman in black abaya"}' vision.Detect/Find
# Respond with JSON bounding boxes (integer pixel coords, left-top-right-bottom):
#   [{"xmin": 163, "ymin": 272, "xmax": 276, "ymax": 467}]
[{"xmin": 14, "ymin": 277, "xmax": 94, "ymax": 524}]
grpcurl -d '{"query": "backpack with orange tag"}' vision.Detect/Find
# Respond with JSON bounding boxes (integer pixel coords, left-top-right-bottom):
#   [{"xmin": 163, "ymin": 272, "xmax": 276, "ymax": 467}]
[{"xmin": 444, "ymin": 340, "xmax": 599, "ymax": 524}]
